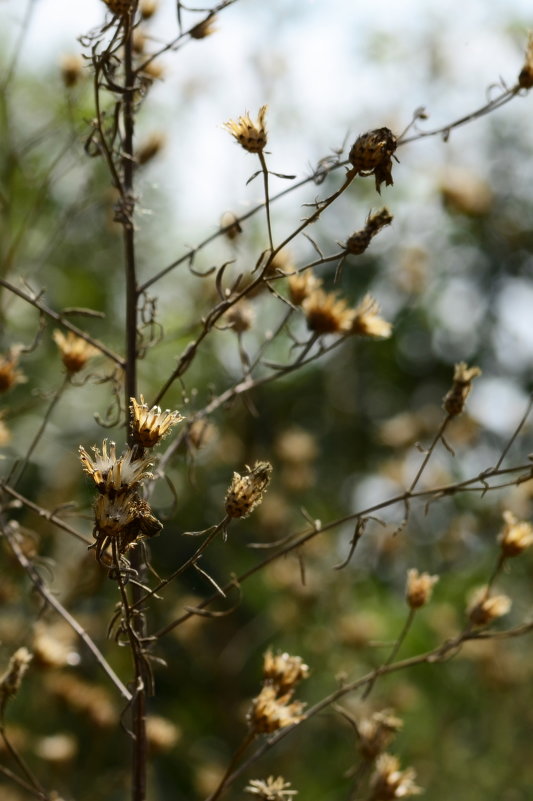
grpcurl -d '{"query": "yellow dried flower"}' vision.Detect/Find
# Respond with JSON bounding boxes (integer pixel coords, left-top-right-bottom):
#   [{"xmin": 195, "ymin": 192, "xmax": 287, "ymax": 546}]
[
  {"xmin": 225, "ymin": 461, "xmax": 272, "ymax": 518},
  {"xmin": 288, "ymin": 271, "xmax": 321, "ymax": 306},
  {"xmin": 519, "ymin": 32, "xmax": 533, "ymax": 89},
  {"xmin": 0, "ymin": 347, "xmax": 26, "ymax": 392},
  {"xmin": 190, "ymin": 14, "xmax": 218, "ymax": 39},
  {"xmin": 369, "ymin": 753, "xmax": 422, "ymax": 800},
  {"xmin": 248, "ymin": 684, "xmax": 305, "ymax": 734},
  {"xmin": 350, "ymin": 294, "xmax": 392, "ymax": 338},
  {"xmin": 302, "ymin": 289, "xmax": 353, "ymax": 334},
  {"xmin": 349, "ymin": 128, "xmax": 398, "ymax": 194},
  {"xmin": 246, "ymin": 777, "xmax": 298, "ymax": 801},
  {"xmin": 130, "ymin": 396, "xmax": 184, "ymax": 448},
  {"xmin": 443, "ymin": 362, "xmax": 481, "ymax": 416},
  {"xmin": 224, "ymin": 106, "xmax": 268, "ymax": 154},
  {"xmin": 262, "ymin": 650, "xmax": 309, "ymax": 693},
  {"xmin": 405, "ymin": 569, "xmax": 439, "ymax": 609},
  {"xmin": 60, "ymin": 54, "xmax": 84, "ymax": 88},
  {"xmin": 498, "ymin": 510, "xmax": 533, "ymax": 557},
  {"xmin": 0, "ymin": 647, "xmax": 32, "ymax": 704},
  {"xmin": 467, "ymin": 588, "xmax": 512, "ymax": 627},
  {"xmin": 53, "ymin": 330, "xmax": 98, "ymax": 374},
  {"xmin": 358, "ymin": 710, "xmax": 403, "ymax": 761},
  {"xmin": 79, "ymin": 440, "xmax": 153, "ymax": 494}
]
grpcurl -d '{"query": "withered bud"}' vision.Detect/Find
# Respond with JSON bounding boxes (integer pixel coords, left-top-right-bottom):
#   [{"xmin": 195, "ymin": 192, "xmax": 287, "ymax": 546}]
[
  {"xmin": 358, "ymin": 710, "xmax": 403, "ymax": 761},
  {"xmin": 349, "ymin": 128, "xmax": 397, "ymax": 194},
  {"xmin": 467, "ymin": 588, "xmax": 512, "ymax": 627},
  {"xmin": 369, "ymin": 753, "xmax": 422, "ymax": 800},
  {"xmin": 350, "ymin": 294, "xmax": 392, "ymax": 339},
  {"xmin": 519, "ymin": 32, "xmax": 533, "ymax": 89},
  {"xmin": 53, "ymin": 330, "xmax": 98, "ymax": 374},
  {"xmin": 262, "ymin": 650, "xmax": 309, "ymax": 693},
  {"xmin": 224, "ymin": 106, "xmax": 268, "ymax": 154},
  {"xmin": 0, "ymin": 647, "xmax": 32, "ymax": 703},
  {"xmin": 246, "ymin": 777, "xmax": 298, "ymax": 801},
  {"xmin": 225, "ymin": 461, "xmax": 272, "ymax": 518},
  {"xmin": 79, "ymin": 440, "xmax": 153, "ymax": 495},
  {"xmin": 405, "ymin": 568, "xmax": 439, "ymax": 609},
  {"xmin": 288, "ymin": 271, "xmax": 321, "ymax": 306},
  {"xmin": 443, "ymin": 362, "xmax": 481, "ymax": 416},
  {"xmin": 302, "ymin": 289, "xmax": 353, "ymax": 335},
  {"xmin": 220, "ymin": 211, "xmax": 243, "ymax": 241},
  {"xmin": 139, "ymin": 0, "xmax": 158, "ymax": 19},
  {"xmin": 190, "ymin": 14, "xmax": 218, "ymax": 39},
  {"xmin": 130, "ymin": 395, "xmax": 184, "ymax": 448},
  {"xmin": 345, "ymin": 209, "xmax": 393, "ymax": 255},
  {"xmin": 60, "ymin": 54, "xmax": 84, "ymax": 88},
  {"xmin": 248, "ymin": 684, "xmax": 305, "ymax": 734},
  {"xmin": 498, "ymin": 510, "xmax": 533, "ymax": 557}
]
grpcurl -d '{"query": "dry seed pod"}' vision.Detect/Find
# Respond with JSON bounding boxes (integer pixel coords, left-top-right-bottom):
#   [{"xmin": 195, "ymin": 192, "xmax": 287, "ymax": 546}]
[
  {"xmin": 225, "ymin": 461, "xmax": 272, "ymax": 518},
  {"xmin": 349, "ymin": 127, "xmax": 397, "ymax": 193},
  {"xmin": 224, "ymin": 106, "xmax": 268, "ymax": 154}
]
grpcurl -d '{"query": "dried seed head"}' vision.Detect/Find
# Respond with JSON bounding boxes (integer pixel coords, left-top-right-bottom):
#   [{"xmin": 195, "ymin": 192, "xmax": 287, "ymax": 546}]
[
  {"xmin": 220, "ymin": 211, "xmax": 243, "ymax": 241},
  {"xmin": 345, "ymin": 209, "xmax": 393, "ymax": 255},
  {"xmin": 369, "ymin": 753, "xmax": 422, "ymax": 800},
  {"xmin": 245, "ymin": 776, "xmax": 298, "ymax": 801},
  {"xmin": 519, "ymin": 32, "xmax": 533, "ymax": 89},
  {"xmin": 79, "ymin": 440, "xmax": 154, "ymax": 494},
  {"xmin": 224, "ymin": 106, "xmax": 268, "ymax": 154},
  {"xmin": 103, "ymin": 0, "xmax": 134, "ymax": 15},
  {"xmin": 350, "ymin": 294, "xmax": 392, "ymax": 338},
  {"xmin": 190, "ymin": 14, "xmax": 218, "ymax": 39},
  {"xmin": 224, "ymin": 300, "xmax": 255, "ymax": 332},
  {"xmin": 498, "ymin": 510, "xmax": 533, "ymax": 557},
  {"xmin": 225, "ymin": 461, "xmax": 272, "ymax": 518},
  {"xmin": 130, "ymin": 396, "xmax": 184, "ymax": 448},
  {"xmin": 60, "ymin": 54, "xmax": 84, "ymax": 88},
  {"xmin": 94, "ymin": 492, "xmax": 139, "ymax": 538},
  {"xmin": 358, "ymin": 710, "xmax": 403, "ymax": 761},
  {"xmin": 349, "ymin": 128, "xmax": 397, "ymax": 194},
  {"xmin": 0, "ymin": 347, "xmax": 26, "ymax": 393},
  {"xmin": 140, "ymin": 0, "xmax": 158, "ymax": 18},
  {"xmin": 53, "ymin": 330, "xmax": 98, "ymax": 374},
  {"xmin": 262, "ymin": 650, "xmax": 310, "ymax": 693},
  {"xmin": 248, "ymin": 684, "xmax": 305, "ymax": 734},
  {"xmin": 467, "ymin": 587, "xmax": 512, "ymax": 627},
  {"xmin": 302, "ymin": 289, "xmax": 354, "ymax": 334},
  {"xmin": 405, "ymin": 568, "xmax": 439, "ymax": 609},
  {"xmin": 0, "ymin": 647, "xmax": 32, "ymax": 703},
  {"xmin": 288, "ymin": 271, "xmax": 321, "ymax": 306},
  {"xmin": 442, "ymin": 362, "xmax": 481, "ymax": 416}
]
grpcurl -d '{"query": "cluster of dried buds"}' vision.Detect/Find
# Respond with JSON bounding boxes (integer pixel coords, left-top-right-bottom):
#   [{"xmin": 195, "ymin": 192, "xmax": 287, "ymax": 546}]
[
  {"xmin": 248, "ymin": 650, "xmax": 309, "ymax": 734},
  {"xmin": 79, "ymin": 396, "xmax": 183, "ymax": 565},
  {"xmin": 349, "ymin": 127, "xmax": 398, "ymax": 194},
  {"xmin": 442, "ymin": 362, "xmax": 481, "ymax": 416}
]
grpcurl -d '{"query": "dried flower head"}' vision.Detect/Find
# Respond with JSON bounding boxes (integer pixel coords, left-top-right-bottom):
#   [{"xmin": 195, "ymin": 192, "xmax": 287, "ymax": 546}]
[
  {"xmin": 369, "ymin": 753, "xmax": 422, "ymax": 800},
  {"xmin": 288, "ymin": 271, "xmax": 322, "ymax": 306},
  {"xmin": 130, "ymin": 396, "xmax": 184, "ymax": 448},
  {"xmin": 224, "ymin": 106, "xmax": 268, "ymax": 154},
  {"xmin": 224, "ymin": 300, "xmax": 255, "ymax": 332},
  {"xmin": 248, "ymin": 684, "xmax": 305, "ymax": 734},
  {"xmin": 358, "ymin": 710, "xmax": 403, "ymax": 761},
  {"xmin": 467, "ymin": 587, "xmax": 512, "ymax": 627},
  {"xmin": 140, "ymin": 0, "xmax": 158, "ymax": 18},
  {"xmin": 136, "ymin": 132, "xmax": 166, "ymax": 166},
  {"xmin": 246, "ymin": 777, "xmax": 297, "ymax": 801},
  {"xmin": 345, "ymin": 209, "xmax": 393, "ymax": 255},
  {"xmin": 79, "ymin": 440, "xmax": 153, "ymax": 495},
  {"xmin": 93, "ymin": 492, "xmax": 162, "ymax": 562},
  {"xmin": 519, "ymin": 32, "xmax": 533, "ymax": 89},
  {"xmin": 263, "ymin": 650, "xmax": 310, "ymax": 693},
  {"xmin": 498, "ymin": 510, "xmax": 533, "ymax": 557},
  {"xmin": 0, "ymin": 647, "xmax": 32, "ymax": 705},
  {"xmin": 225, "ymin": 461, "xmax": 272, "ymax": 518},
  {"xmin": 103, "ymin": 0, "xmax": 133, "ymax": 15},
  {"xmin": 0, "ymin": 347, "xmax": 26, "ymax": 392},
  {"xmin": 350, "ymin": 294, "xmax": 392, "ymax": 338},
  {"xmin": 302, "ymin": 289, "xmax": 353, "ymax": 334},
  {"xmin": 405, "ymin": 569, "xmax": 439, "ymax": 609},
  {"xmin": 190, "ymin": 14, "xmax": 218, "ymax": 39},
  {"xmin": 349, "ymin": 128, "xmax": 397, "ymax": 193},
  {"xmin": 53, "ymin": 330, "xmax": 98, "ymax": 374},
  {"xmin": 220, "ymin": 211, "xmax": 243, "ymax": 241},
  {"xmin": 443, "ymin": 362, "xmax": 481, "ymax": 416},
  {"xmin": 60, "ymin": 54, "xmax": 84, "ymax": 87}
]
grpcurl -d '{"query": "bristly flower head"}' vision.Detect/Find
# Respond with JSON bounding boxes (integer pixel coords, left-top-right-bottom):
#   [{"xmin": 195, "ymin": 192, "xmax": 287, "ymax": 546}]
[
  {"xmin": 288, "ymin": 271, "xmax": 322, "ymax": 306},
  {"xmin": 350, "ymin": 295, "xmax": 392, "ymax": 339},
  {"xmin": 498, "ymin": 510, "xmax": 533, "ymax": 557},
  {"xmin": 262, "ymin": 650, "xmax": 310, "ymax": 694},
  {"xmin": 349, "ymin": 127, "xmax": 397, "ymax": 194},
  {"xmin": 130, "ymin": 396, "xmax": 184, "ymax": 448},
  {"xmin": 246, "ymin": 777, "xmax": 298, "ymax": 801},
  {"xmin": 225, "ymin": 461, "xmax": 272, "ymax": 518},
  {"xmin": 79, "ymin": 440, "xmax": 153, "ymax": 495},
  {"xmin": 358, "ymin": 710, "xmax": 403, "ymax": 761},
  {"xmin": 405, "ymin": 569, "xmax": 439, "ymax": 609},
  {"xmin": 53, "ymin": 330, "xmax": 98, "ymax": 374},
  {"xmin": 442, "ymin": 362, "xmax": 481, "ymax": 416},
  {"xmin": 224, "ymin": 106, "xmax": 268, "ymax": 153},
  {"xmin": 467, "ymin": 587, "xmax": 512, "ymax": 627},
  {"xmin": 345, "ymin": 209, "xmax": 393, "ymax": 255},
  {"xmin": 0, "ymin": 346, "xmax": 26, "ymax": 393},
  {"xmin": 248, "ymin": 684, "xmax": 305, "ymax": 734},
  {"xmin": 302, "ymin": 289, "xmax": 354, "ymax": 335},
  {"xmin": 369, "ymin": 753, "xmax": 422, "ymax": 800}
]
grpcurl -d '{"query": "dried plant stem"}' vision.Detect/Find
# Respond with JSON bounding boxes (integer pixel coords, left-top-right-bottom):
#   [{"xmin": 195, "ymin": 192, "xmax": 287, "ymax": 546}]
[
  {"xmin": 362, "ymin": 608, "xmax": 416, "ymax": 700},
  {"xmin": 258, "ymin": 151, "xmax": 274, "ymax": 252},
  {"xmin": 0, "ymin": 481, "xmax": 91, "ymax": 545},
  {"xmin": 205, "ymin": 729, "xmax": 256, "ymax": 801},
  {"xmin": 408, "ymin": 413, "xmax": 452, "ymax": 493}
]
